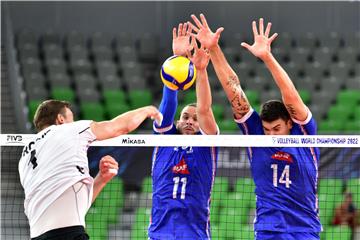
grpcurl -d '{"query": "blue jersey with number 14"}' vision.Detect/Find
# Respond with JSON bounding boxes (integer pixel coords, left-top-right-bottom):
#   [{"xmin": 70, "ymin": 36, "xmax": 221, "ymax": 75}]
[{"xmin": 236, "ymin": 109, "xmax": 322, "ymax": 233}]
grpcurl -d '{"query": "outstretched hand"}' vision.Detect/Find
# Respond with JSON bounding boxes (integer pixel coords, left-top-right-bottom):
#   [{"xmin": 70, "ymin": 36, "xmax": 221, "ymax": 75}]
[
  {"xmin": 186, "ymin": 37, "xmax": 210, "ymax": 70},
  {"xmin": 172, "ymin": 23, "xmax": 193, "ymax": 56},
  {"xmin": 241, "ymin": 18, "xmax": 278, "ymax": 60},
  {"xmin": 188, "ymin": 13, "xmax": 224, "ymax": 50}
]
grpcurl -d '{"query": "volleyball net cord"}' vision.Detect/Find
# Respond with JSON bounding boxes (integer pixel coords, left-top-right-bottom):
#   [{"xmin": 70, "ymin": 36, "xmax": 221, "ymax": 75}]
[{"xmin": 2, "ymin": 134, "xmax": 359, "ymax": 147}]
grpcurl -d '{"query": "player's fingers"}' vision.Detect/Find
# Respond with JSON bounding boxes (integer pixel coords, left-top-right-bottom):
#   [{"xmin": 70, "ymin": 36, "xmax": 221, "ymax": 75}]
[
  {"xmin": 241, "ymin": 42, "xmax": 251, "ymax": 51},
  {"xmin": 172, "ymin": 27, "xmax": 177, "ymax": 39},
  {"xmin": 200, "ymin": 13, "xmax": 209, "ymax": 28},
  {"xmin": 191, "ymin": 14, "xmax": 203, "ymax": 29},
  {"xmin": 252, "ymin": 20, "xmax": 259, "ymax": 36},
  {"xmin": 215, "ymin": 27, "xmax": 224, "ymax": 39},
  {"xmin": 259, "ymin": 18, "xmax": 264, "ymax": 35},
  {"xmin": 178, "ymin": 23, "xmax": 183, "ymax": 37},
  {"xmin": 191, "ymin": 36, "xmax": 199, "ymax": 49},
  {"xmin": 105, "ymin": 162, "xmax": 118, "ymax": 170},
  {"xmin": 186, "ymin": 24, "xmax": 192, "ymax": 36},
  {"xmin": 269, "ymin": 33, "xmax": 278, "ymax": 44},
  {"xmin": 182, "ymin": 23, "xmax": 188, "ymax": 36},
  {"xmin": 100, "ymin": 155, "xmax": 114, "ymax": 163},
  {"xmin": 264, "ymin": 22, "xmax": 272, "ymax": 38},
  {"xmin": 186, "ymin": 49, "xmax": 192, "ymax": 60},
  {"xmin": 101, "ymin": 156, "xmax": 118, "ymax": 166},
  {"xmin": 187, "ymin": 21, "xmax": 199, "ymax": 33},
  {"xmin": 152, "ymin": 112, "xmax": 163, "ymax": 126}
]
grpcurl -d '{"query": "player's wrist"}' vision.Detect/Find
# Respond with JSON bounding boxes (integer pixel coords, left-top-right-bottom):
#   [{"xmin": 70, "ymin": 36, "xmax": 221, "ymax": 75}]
[
  {"xmin": 259, "ymin": 52, "xmax": 273, "ymax": 62},
  {"xmin": 208, "ymin": 43, "xmax": 220, "ymax": 52}
]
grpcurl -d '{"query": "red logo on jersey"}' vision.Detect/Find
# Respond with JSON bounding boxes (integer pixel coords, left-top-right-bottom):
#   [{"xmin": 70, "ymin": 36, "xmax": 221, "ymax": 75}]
[
  {"xmin": 271, "ymin": 151, "xmax": 293, "ymax": 163},
  {"xmin": 172, "ymin": 158, "xmax": 190, "ymax": 174}
]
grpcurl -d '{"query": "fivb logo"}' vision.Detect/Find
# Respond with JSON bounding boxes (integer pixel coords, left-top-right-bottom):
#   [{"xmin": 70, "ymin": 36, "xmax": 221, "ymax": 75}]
[{"xmin": 6, "ymin": 135, "xmax": 23, "ymax": 143}]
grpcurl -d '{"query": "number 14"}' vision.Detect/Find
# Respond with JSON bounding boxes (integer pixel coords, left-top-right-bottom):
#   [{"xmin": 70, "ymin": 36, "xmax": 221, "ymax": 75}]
[{"xmin": 271, "ymin": 164, "xmax": 292, "ymax": 188}]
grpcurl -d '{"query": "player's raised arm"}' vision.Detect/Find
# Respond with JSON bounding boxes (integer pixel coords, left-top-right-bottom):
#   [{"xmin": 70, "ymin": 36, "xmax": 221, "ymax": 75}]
[
  {"xmin": 91, "ymin": 106, "xmax": 162, "ymax": 140},
  {"xmin": 241, "ymin": 18, "xmax": 308, "ymax": 121},
  {"xmin": 187, "ymin": 37, "xmax": 217, "ymax": 135},
  {"xmin": 188, "ymin": 14, "xmax": 251, "ymax": 120},
  {"xmin": 154, "ymin": 23, "xmax": 195, "ymax": 131}
]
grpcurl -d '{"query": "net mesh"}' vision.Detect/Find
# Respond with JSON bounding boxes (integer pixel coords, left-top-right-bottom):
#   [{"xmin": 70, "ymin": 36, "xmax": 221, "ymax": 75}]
[{"xmin": 1, "ymin": 135, "xmax": 359, "ymax": 240}]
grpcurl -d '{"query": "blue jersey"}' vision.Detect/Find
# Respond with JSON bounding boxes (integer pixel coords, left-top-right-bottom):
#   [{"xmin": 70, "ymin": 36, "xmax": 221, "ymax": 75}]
[
  {"xmin": 148, "ymin": 86, "xmax": 218, "ymax": 239},
  {"xmin": 236, "ymin": 109, "xmax": 322, "ymax": 233},
  {"xmin": 149, "ymin": 124, "xmax": 218, "ymax": 239}
]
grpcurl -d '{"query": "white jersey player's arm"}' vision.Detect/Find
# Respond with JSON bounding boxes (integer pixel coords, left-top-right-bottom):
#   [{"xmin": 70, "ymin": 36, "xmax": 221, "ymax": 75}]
[
  {"xmin": 92, "ymin": 156, "xmax": 119, "ymax": 202},
  {"xmin": 90, "ymin": 106, "xmax": 162, "ymax": 141}
]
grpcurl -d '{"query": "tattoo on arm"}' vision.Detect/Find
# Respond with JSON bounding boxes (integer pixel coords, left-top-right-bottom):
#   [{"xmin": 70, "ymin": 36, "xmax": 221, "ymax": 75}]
[
  {"xmin": 286, "ymin": 104, "xmax": 297, "ymax": 119},
  {"xmin": 226, "ymin": 75, "xmax": 250, "ymax": 119}
]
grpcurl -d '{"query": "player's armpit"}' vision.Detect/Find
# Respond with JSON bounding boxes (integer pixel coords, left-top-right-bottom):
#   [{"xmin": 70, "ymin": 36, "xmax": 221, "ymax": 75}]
[{"xmin": 284, "ymin": 100, "xmax": 308, "ymax": 122}]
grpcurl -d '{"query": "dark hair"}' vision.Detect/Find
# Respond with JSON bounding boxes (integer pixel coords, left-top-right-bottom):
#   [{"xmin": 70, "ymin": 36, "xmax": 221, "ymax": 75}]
[
  {"xmin": 260, "ymin": 100, "xmax": 290, "ymax": 122},
  {"xmin": 33, "ymin": 100, "xmax": 71, "ymax": 131}
]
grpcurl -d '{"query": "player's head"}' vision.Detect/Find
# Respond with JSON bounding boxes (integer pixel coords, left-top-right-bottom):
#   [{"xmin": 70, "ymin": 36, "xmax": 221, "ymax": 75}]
[
  {"xmin": 176, "ymin": 103, "xmax": 199, "ymax": 135},
  {"xmin": 33, "ymin": 100, "xmax": 74, "ymax": 132},
  {"xmin": 260, "ymin": 100, "xmax": 292, "ymax": 135}
]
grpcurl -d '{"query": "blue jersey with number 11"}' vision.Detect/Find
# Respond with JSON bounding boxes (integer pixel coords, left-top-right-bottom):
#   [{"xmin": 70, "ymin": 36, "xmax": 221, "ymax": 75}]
[{"xmin": 148, "ymin": 124, "xmax": 218, "ymax": 239}]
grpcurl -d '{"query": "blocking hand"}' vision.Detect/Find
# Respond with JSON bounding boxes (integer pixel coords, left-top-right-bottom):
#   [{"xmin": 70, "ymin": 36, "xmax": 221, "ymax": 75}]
[
  {"xmin": 241, "ymin": 18, "xmax": 278, "ymax": 60},
  {"xmin": 172, "ymin": 23, "xmax": 193, "ymax": 57},
  {"xmin": 188, "ymin": 13, "xmax": 224, "ymax": 50}
]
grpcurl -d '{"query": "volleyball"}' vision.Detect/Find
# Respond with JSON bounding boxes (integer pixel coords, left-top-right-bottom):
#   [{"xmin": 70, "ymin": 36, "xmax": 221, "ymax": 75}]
[{"xmin": 160, "ymin": 55, "xmax": 197, "ymax": 91}]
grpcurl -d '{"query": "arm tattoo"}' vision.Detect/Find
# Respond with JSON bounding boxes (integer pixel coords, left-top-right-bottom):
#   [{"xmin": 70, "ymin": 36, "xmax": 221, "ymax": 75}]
[
  {"xmin": 286, "ymin": 104, "xmax": 297, "ymax": 119},
  {"xmin": 226, "ymin": 75, "xmax": 250, "ymax": 119}
]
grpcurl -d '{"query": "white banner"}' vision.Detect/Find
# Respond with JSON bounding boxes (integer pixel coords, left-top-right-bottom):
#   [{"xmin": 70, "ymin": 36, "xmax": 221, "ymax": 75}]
[{"xmin": 1, "ymin": 134, "xmax": 359, "ymax": 148}]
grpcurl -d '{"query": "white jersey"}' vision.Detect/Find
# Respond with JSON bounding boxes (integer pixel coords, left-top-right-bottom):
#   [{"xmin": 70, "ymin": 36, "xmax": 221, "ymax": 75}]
[{"xmin": 18, "ymin": 120, "xmax": 97, "ymax": 231}]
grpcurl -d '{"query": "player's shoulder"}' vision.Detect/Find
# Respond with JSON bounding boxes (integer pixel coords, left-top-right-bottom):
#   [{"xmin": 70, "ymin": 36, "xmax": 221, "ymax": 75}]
[
  {"xmin": 291, "ymin": 110, "xmax": 317, "ymax": 135},
  {"xmin": 58, "ymin": 120, "xmax": 93, "ymax": 132}
]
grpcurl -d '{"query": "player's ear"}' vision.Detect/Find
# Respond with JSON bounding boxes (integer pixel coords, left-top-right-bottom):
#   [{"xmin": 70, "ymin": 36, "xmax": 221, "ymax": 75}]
[
  {"xmin": 55, "ymin": 113, "xmax": 65, "ymax": 125},
  {"xmin": 286, "ymin": 119, "xmax": 293, "ymax": 130}
]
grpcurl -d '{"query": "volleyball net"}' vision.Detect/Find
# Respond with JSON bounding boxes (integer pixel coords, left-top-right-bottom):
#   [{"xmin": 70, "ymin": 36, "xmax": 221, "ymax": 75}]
[{"xmin": 1, "ymin": 134, "xmax": 359, "ymax": 240}]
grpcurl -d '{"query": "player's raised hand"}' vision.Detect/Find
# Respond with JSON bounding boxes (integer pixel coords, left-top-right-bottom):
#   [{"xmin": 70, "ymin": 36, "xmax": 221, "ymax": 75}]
[
  {"xmin": 241, "ymin": 18, "xmax": 278, "ymax": 60},
  {"xmin": 99, "ymin": 155, "xmax": 119, "ymax": 183},
  {"xmin": 186, "ymin": 36, "xmax": 210, "ymax": 71},
  {"xmin": 188, "ymin": 13, "xmax": 224, "ymax": 50},
  {"xmin": 173, "ymin": 23, "xmax": 193, "ymax": 57}
]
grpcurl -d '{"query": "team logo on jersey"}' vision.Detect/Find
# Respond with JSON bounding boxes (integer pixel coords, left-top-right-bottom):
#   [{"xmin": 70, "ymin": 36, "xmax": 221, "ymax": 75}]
[
  {"xmin": 172, "ymin": 158, "xmax": 190, "ymax": 174},
  {"xmin": 271, "ymin": 151, "xmax": 293, "ymax": 163}
]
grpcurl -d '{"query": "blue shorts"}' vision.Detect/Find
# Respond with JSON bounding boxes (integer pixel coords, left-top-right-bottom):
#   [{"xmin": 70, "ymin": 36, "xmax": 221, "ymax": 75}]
[{"xmin": 255, "ymin": 231, "xmax": 320, "ymax": 240}]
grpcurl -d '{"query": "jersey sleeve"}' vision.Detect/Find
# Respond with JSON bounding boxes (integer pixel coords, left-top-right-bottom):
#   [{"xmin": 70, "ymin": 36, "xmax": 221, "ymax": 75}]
[
  {"xmin": 153, "ymin": 86, "xmax": 178, "ymax": 135},
  {"xmin": 291, "ymin": 108, "xmax": 317, "ymax": 135},
  {"xmin": 234, "ymin": 108, "xmax": 264, "ymax": 135},
  {"xmin": 199, "ymin": 125, "xmax": 220, "ymax": 135},
  {"xmin": 70, "ymin": 120, "xmax": 97, "ymax": 142}
]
